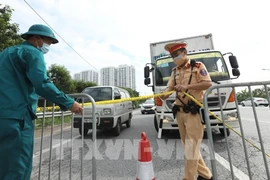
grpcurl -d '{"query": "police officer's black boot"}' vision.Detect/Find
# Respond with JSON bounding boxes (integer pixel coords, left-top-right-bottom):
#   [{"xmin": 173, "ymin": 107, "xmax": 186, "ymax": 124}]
[{"xmin": 197, "ymin": 175, "xmax": 213, "ymax": 180}]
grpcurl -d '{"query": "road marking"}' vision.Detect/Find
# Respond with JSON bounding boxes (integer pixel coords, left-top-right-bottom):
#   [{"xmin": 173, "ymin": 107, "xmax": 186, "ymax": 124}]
[
  {"xmin": 33, "ymin": 135, "xmax": 81, "ymax": 159},
  {"xmin": 33, "ymin": 137, "xmax": 250, "ymax": 179},
  {"xmin": 201, "ymin": 143, "xmax": 250, "ymax": 180},
  {"xmin": 242, "ymin": 118, "xmax": 270, "ymax": 124}
]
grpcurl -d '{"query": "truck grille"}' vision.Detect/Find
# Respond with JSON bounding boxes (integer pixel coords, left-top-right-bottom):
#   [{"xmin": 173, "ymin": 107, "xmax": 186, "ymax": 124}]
[
  {"xmin": 166, "ymin": 96, "xmax": 226, "ymax": 110},
  {"xmin": 207, "ymin": 96, "xmax": 226, "ymax": 107}
]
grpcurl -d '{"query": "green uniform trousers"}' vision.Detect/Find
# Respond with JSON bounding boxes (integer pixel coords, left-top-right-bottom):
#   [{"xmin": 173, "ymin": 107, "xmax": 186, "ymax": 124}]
[{"xmin": 0, "ymin": 111, "xmax": 34, "ymax": 180}]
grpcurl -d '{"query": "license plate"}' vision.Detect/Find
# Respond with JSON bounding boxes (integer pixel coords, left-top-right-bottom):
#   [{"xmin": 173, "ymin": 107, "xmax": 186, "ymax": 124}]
[{"xmin": 84, "ymin": 118, "xmax": 92, "ymax": 123}]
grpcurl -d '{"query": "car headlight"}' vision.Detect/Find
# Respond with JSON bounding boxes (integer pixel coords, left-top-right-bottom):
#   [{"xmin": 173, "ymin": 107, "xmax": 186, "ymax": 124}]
[{"xmin": 103, "ymin": 108, "xmax": 112, "ymax": 115}]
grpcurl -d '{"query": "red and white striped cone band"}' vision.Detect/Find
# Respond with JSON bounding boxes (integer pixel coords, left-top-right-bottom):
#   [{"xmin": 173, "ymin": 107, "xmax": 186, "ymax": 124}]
[{"xmin": 136, "ymin": 160, "xmax": 156, "ymax": 180}]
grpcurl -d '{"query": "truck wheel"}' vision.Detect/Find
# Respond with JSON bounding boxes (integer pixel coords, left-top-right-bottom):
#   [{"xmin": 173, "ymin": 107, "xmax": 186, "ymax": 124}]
[
  {"xmin": 79, "ymin": 127, "xmax": 89, "ymax": 136},
  {"xmin": 219, "ymin": 128, "xmax": 230, "ymax": 137},
  {"xmin": 126, "ymin": 114, "xmax": 132, "ymax": 128},
  {"xmin": 154, "ymin": 115, "xmax": 158, "ymax": 132},
  {"xmin": 112, "ymin": 119, "xmax": 121, "ymax": 136}
]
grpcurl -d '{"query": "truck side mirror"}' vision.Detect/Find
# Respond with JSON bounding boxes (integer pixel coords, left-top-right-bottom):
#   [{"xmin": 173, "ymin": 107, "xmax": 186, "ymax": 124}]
[
  {"xmin": 144, "ymin": 78, "xmax": 151, "ymax": 85},
  {"xmin": 232, "ymin": 68, "xmax": 240, "ymax": 77},
  {"xmin": 229, "ymin": 55, "xmax": 239, "ymax": 69},
  {"xmin": 144, "ymin": 66, "xmax": 150, "ymax": 78}
]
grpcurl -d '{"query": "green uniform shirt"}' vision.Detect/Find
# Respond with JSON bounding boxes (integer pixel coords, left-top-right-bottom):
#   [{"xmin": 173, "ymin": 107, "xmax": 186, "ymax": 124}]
[{"xmin": 0, "ymin": 42, "xmax": 74, "ymax": 120}]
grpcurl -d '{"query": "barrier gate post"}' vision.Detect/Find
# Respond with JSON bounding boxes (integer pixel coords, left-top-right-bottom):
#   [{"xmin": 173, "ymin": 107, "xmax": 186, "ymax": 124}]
[
  {"xmin": 33, "ymin": 93, "xmax": 97, "ymax": 180},
  {"xmin": 203, "ymin": 81, "xmax": 270, "ymax": 180}
]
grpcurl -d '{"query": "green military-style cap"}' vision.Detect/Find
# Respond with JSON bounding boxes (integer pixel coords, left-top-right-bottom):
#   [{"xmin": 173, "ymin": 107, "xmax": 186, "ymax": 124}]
[{"xmin": 21, "ymin": 24, "xmax": 58, "ymax": 44}]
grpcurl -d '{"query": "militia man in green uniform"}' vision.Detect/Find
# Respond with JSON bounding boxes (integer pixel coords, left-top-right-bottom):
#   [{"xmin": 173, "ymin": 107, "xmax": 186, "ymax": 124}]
[{"xmin": 0, "ymin": 24, "xmax": 83, "ymax": 180}]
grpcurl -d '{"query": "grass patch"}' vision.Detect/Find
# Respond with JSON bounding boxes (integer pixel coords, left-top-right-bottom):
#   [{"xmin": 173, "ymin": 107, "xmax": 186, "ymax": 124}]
[{"xmin": 35, "ymin": 115, "xmax": 72, "ymax": 129}]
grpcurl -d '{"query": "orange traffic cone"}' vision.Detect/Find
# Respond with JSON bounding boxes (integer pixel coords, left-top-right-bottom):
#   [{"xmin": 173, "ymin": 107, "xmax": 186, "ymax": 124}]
[{"xmin": 136, "ymin": 132, "xmax": 156, "ymax": 180}]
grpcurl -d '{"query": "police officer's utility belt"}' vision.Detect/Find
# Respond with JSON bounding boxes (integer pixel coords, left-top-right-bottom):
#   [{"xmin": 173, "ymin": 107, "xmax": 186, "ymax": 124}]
[{"xmin": 172, "ymin": 100, "xmax": 200, "ymax": 116}]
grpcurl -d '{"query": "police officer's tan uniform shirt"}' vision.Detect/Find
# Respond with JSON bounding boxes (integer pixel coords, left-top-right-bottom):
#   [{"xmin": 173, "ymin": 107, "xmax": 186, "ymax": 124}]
[{"xmin": 166, "ymin": 59, "xmax": 211, "ymax": 105}]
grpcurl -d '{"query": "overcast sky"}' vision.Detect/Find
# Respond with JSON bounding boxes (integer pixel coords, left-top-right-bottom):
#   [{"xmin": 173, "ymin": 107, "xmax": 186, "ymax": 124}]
[{"xmin": 2, "ymin": 0, "xmax": 270, "ymax": 95}]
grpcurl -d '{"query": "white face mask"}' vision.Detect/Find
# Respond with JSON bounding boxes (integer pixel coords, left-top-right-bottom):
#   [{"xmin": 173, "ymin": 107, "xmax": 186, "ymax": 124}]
[
  {"xmin": 37, "ymin": 38, "xmax": 50, "ymax": 54},
  {"xmin": 173, "ymin": 53, "xmax": 187, "ymax": 66},
  {"xmin": 173, "ymin": 54, "xmax": 182, "ymax": 61}
]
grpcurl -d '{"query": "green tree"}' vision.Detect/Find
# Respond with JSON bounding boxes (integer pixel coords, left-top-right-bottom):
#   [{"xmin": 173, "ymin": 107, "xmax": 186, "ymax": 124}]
[
  {"xmin": 119, "ymin": 87, "xmax": 141, "ymax": 108},
  {"xmin": 73, "ymin": 80, "xmax": 97, "ymax": 93},
  {"xmin": 252, "ymin": 87, "xmax": 265, "ymax": 98},
  {"xmin": 237, "ymin": 86, "xmax": 270, "ymax": 103},
  {"xmin": 0, "ymin": 4, "xmax": 23, "ymax": 51},
  {"xmin": 236, "ymin": 89, "xmax": 250, "ymax": 103},
  {"xmin": 47, "ymin": 64, "xmax": 75, "ymax": 93}
]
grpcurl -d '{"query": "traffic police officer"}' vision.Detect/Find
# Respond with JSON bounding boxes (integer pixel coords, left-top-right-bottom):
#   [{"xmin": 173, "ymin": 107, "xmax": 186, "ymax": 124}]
[
  {"xmin": 0, "ymin": 24, "xmax": 83, "ymax": 180},
  {"xmin": 162, "ymin": 42, "xmax": 213, "ymax": 180}
]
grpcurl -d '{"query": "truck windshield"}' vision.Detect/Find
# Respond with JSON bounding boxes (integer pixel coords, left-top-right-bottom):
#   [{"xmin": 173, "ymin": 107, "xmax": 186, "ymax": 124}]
[
  {"xmin": 81, "ymin": 87, "xmax": 112, "ymax": 102},
  {"xmin": 155, "ymin": 51, "xmax": 229, "ymax": 86}
]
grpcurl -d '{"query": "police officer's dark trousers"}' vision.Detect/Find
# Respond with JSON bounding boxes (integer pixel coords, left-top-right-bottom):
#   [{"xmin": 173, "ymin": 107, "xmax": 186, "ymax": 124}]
[{"xmin": 0, "ymin": 111, "xmax": 34, "ymax": 180}]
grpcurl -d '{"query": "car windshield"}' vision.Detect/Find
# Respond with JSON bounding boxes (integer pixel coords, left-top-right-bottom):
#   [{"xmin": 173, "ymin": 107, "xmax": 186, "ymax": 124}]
[
  {"xmin": 81, "ymin": 87, "xmax": 112, "ymax": 102},
  {"xmin": 144, "ymin": 99, "xmax": 154, "ymax": 104},
  {"xmin": 155, "ymin": 51, "xmax": 230, "ymax": 86},
  {"xmin": 254, "ymin": 98, "xmax": 266, "ymax": 101}
]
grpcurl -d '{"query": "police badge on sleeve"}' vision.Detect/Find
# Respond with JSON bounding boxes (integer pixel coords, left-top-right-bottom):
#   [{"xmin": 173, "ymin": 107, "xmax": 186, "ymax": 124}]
[{"xmin": 200, "ymin": 69, "xmax": 207, "ymax": 76}]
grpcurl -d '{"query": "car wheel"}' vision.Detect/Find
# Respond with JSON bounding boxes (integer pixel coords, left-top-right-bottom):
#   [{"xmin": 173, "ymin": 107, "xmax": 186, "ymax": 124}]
[
  {"xmin": 112, "ymin": 119, "xmax": 121, "ymax": 136},
  {"xmin": 141, "ymin": 111, "xmax": 145, "ymax": 114},
  {"xmin": 241, "ymin": 103, "xmax": 245, "ymax": 107},
  {"xmin": 126, "ymin": 114, "xmax": 132, "ymax": 128},
  {"xmin": 219, "ymin": 128, "xmax": 230, "ymax": 137},
  {"xmin": 254, "ymin": 103, "xmax": 258, "ymax": 107},
  {"xmin": 79, "ymin": 127, "xmax": 89, "ymax": 136}
]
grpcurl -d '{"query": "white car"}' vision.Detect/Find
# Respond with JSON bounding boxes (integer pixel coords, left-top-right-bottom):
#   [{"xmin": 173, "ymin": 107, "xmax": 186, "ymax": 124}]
[
  {"xmin": 241, "ymin": 97, "xmax": 269, "ymax": 107},
  {"xmin": 74, "ymin": 86, "xmax": 133, "ymax": 136},
  {"xmin": 141, "ymin": 99, "xmax": 155, "ymax": 114}
]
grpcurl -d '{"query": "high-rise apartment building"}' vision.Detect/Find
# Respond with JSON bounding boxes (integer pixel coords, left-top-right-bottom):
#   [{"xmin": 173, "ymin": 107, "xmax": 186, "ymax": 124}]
[
  {"xmin": 100, "ymin": 65, "xmax": 136, "ymax": 90},
  {"xmin": 74, "ymin": 65, "xmax": 136, "ymax": 90},
  {"xmin": 100, "ymin": 67, "xmax": 116, "ymax": 86},
  {"xmin": 116, "ymin": 65, "xmax": 136, "ymax": 90},
  {"xmin": 73, "ymin": 70, "xmax": 99, "ymax": 84},
  {"xmin": 73, "ymin": 73, "xmax": 81, "ymax": 80}
]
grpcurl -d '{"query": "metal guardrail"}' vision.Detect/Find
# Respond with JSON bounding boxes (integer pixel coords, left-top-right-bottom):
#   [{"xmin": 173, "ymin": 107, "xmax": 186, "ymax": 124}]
[
  {"xmin": 203, "ymin": 81, "xmax": 270, "ymax": 180},
  {"xmin": 33, "ymin": 93, "xmax": 97, "ymax": 180},
  {"xmin": 36, "ymin": 111, "xmax": 72, "ymax": 118}
]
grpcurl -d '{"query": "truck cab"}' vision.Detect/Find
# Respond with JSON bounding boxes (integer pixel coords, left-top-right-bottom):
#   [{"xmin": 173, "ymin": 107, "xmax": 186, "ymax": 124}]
[{"xmin": 145, "ymin": 48, "xmax": 240, "ymax": 137}]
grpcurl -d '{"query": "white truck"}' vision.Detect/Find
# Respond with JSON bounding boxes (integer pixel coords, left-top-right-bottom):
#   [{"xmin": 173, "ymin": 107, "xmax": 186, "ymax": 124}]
[{"xmin": 144, "ymin": 33, "xmax": 240, "ymax": 136}]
